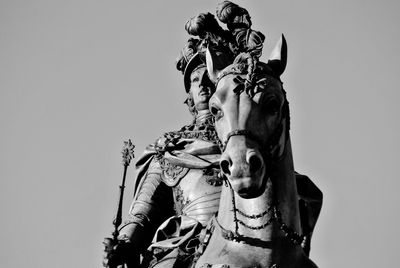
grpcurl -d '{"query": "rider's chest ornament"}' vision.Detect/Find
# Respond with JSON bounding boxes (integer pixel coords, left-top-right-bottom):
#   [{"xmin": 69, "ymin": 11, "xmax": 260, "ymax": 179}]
[{"xmin": 157, "ymin": 157, "xmax": 189, "ymax": 187}]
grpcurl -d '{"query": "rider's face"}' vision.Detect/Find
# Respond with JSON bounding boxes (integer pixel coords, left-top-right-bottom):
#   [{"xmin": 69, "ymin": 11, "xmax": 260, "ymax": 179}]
[{"xmin": 189, "ymin": 66, "xmax": 215, "ymax": 112}]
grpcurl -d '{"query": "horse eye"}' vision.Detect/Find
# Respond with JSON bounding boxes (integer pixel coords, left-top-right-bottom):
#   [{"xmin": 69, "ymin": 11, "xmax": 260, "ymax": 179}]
[{"xmin": 210, "ymin": 105, "xmax": 223, "ymax": 120}]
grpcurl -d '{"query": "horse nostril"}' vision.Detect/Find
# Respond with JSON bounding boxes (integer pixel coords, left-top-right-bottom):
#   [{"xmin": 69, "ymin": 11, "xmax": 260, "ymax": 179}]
[
  {"xmin": 248, "ymin": 153, "xmax": 263, "ymax": 174},
  {"xmin": 220, "ymin": 159, "xmax": 231, "ymax": 176}
]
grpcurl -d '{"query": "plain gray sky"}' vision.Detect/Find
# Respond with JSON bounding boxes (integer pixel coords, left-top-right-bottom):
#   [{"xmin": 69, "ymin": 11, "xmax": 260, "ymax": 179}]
[{"xmin": 1, "ymin": 0, "xmax": 399, "ymax": 267}]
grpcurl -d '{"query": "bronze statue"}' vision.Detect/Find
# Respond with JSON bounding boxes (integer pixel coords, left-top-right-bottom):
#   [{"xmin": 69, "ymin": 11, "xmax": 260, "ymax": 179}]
[{"xmin": 103, "ymin": 1, "xmax": 322, "ymax": 267}]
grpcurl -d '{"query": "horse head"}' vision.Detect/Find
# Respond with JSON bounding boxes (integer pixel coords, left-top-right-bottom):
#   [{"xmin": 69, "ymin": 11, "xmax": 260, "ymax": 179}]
[
  {"xmin": 194, "ymin": 34, "xmax": 318, "ymax": 268},
  {"xmin": 207, "ymin": 35, "xmax": 289, "ymax": 198}
]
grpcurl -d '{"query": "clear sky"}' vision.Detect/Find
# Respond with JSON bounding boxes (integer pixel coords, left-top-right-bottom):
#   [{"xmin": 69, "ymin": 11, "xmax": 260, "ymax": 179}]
[{"xmin": 1, "ymin": 0, "xmax": 399, "ymax": 267}]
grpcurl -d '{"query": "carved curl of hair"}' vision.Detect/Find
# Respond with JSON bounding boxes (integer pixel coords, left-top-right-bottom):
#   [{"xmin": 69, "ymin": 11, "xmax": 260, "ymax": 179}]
[
  {"xmin": 235, "ymin": 29, "xmax": 265, "ymax": 56},
  {"xmin": 185, "ymin": 13, "xmax": 224, "ymax": 39},
  {"xmin": 215, "ymin": 1, "xmax": 264, "ymax": 69},
  {"xmin": 216, "ymin": 1, "xmax": 252, "ymax": 31}
]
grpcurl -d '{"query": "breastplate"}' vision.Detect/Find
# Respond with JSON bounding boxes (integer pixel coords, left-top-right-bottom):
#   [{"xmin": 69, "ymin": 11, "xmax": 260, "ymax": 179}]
[{"xmin": 173, "ymin": 168, "xmax": 222, "ymax": 226}]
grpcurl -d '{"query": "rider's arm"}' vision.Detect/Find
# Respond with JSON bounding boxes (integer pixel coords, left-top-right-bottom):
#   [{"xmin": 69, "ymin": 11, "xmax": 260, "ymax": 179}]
[
  {"xmin": 118, "ymin": 158, "xmax": 174, "ymax": 253},
  {"xmin": 103, "ymin": 157, "xmax": 174, "ymax": 268}
]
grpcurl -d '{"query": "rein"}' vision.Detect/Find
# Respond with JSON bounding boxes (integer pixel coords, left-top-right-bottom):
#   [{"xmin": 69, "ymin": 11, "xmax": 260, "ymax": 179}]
[
  {"xmin": 218, "ymin": 178, "xmax": 307, "ymax": 248},
  {"xmin": 193, "ymin": 73, "xmax": 304, "ymax": 266},
  {"xmin": 214, "ymin": 100, "xmax": 305, "ymax": 248}
]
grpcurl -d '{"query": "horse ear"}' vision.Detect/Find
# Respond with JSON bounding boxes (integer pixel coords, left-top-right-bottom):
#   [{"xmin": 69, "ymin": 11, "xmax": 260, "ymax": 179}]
[
  {"xmin": 268, "ymin": 34, "xmax": 287, "ymax": 77},
  {"xmin": 206, "ymin": 46, "xmax": 231, "ymax": 84}
]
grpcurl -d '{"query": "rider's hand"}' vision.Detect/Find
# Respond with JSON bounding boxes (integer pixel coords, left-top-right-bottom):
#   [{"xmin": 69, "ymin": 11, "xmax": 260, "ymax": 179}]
[{"xmin": 102, "ymin": 237, "xmax": 139, "ymax": 268}]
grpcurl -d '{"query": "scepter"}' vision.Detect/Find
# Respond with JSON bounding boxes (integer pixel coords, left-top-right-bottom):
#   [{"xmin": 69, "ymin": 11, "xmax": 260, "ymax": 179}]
[
  {"xmin": 112, "ymin": 139, "xmax": 135, "ymax": 240},
  {"xmin": 103, "ymin": 140, "xmax": 135, "ymax": 268}
]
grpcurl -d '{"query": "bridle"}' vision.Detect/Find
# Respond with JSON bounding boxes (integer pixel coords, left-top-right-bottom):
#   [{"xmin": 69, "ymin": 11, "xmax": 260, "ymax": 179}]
[
  {"xmin": 215, "ymin": 72, "xmax": 289, "ymax": 158},
  {"xmin": 212, "ymin": 81, "xmax": 305, "ymax": 248},
  {"xmin": 218, "ymin": 120, "xmax": 286, "ymax": 161},
  {"xmin": 219, "ymin": 129, "xmax": 260, "ymax": 152}
]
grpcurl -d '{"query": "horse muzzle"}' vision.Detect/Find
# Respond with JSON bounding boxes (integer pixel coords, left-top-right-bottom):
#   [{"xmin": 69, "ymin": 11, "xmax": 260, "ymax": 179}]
[{"xmin": 219, "ymin": 135, "xmax": 266, "ymax": 198}]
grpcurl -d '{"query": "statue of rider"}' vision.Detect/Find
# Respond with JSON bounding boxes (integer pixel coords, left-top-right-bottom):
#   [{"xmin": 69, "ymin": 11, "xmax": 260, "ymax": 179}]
[
  {"xmin": 103, "ymin": 12, "xmax": 229, "ymax": 268},
  {"xmin": 103, "ymin": 2, "xmax": 323, "ymax": 267}
]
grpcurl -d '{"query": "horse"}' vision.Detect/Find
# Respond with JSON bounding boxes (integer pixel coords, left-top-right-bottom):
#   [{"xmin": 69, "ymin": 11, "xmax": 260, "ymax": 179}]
[{"xmin": 191, "ymin": 35, "xmax": 319, "ymax": 268}]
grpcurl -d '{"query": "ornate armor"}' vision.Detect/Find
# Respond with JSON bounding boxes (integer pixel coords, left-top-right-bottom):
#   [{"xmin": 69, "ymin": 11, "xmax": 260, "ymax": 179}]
[{"xmin": 117, "ymin": 113, "xmax": 222, "ymax": 266}]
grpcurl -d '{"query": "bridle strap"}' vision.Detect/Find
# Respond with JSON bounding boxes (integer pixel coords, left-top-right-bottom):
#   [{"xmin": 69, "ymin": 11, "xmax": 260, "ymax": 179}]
[
  {"xmin": 225, "ymin": 129, "xmax": 251, "ymax": 145},
  {"xmin": 220, "ymin": 129, "xmax": 261, "ymax": 152},
  {"xmin": 220, "ymin": 123, "xmax": 284, "ymax": 156}
]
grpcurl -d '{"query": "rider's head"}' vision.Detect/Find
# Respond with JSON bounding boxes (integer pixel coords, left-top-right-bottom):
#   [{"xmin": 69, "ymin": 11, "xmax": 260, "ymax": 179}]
[{"xmin": 182, "ymin": 52, "xmax": 215, "ymax": 115}]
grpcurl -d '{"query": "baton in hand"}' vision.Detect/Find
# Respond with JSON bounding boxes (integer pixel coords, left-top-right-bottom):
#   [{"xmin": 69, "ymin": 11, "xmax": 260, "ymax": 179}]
[
  {"xmin": 113, "ymin": 139, "xmax": 135, "ymax": 239},
  {"xmin": 104, "ymin": 139, "xmax": 135, "ymax": 268}
]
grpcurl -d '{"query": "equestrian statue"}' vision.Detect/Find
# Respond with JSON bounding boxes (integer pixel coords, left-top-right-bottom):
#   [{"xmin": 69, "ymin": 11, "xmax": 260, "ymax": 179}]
[{"xmin": 103, "ymin": 2, "xmax": 322, "ymax": 268}]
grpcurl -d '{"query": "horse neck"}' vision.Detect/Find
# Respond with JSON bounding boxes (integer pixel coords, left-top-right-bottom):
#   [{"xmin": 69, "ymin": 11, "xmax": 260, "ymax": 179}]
[
  {"xmin": 217, "ymin": 137, "xmax": 302, "ymax": 249},
  {"xmin": 271, "ymin": 138, "xmax": 302, "ymax": 234}
]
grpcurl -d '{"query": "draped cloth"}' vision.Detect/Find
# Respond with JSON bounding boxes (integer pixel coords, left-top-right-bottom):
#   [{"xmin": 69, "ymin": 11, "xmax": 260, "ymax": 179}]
[
  {"xmin": 132, "ymin": 137, "xmax": 221, "ymax": 198},
  {"xmin": 144, "ymin": 216, "xmax": 204, "ymax": 268},
  {"xmin": 132, "ymin": 137, "xmax": 220, "ymax": 267}
]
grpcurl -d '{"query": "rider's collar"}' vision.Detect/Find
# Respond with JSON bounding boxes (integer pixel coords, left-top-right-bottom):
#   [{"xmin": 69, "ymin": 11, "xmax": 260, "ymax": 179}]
[{"xmin": 194, "ymin": 111, "xmax": 213, "ymax": 125}]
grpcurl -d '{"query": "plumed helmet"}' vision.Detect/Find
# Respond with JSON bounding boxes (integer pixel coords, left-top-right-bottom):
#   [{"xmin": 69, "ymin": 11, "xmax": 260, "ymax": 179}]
[
  {"xmin": 176, "ymin": 12, "xmax": 232, "ymax": 92},
  {"xmin": 176, "ymin": 1, "xmax": 266, "ymax": 92}
]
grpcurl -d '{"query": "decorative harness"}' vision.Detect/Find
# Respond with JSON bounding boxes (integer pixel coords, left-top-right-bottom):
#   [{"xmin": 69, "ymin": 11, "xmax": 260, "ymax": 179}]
[
  {"xmin": 215, "ymin": 120, "xmax": 305, "ymax": 248},
  {"xmin": 191, "ymin": 74, "xmax": 305, "ymax": 268}
]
